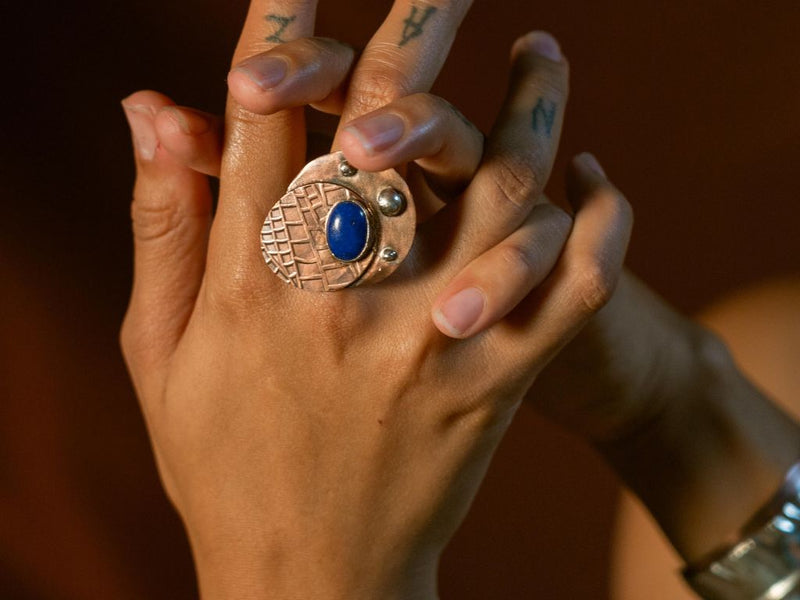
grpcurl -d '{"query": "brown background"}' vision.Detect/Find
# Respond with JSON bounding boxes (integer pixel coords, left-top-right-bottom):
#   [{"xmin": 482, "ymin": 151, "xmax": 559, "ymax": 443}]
[{"xmin": 1, "ymin": 1, "xmax": 798, "ymax": 598}]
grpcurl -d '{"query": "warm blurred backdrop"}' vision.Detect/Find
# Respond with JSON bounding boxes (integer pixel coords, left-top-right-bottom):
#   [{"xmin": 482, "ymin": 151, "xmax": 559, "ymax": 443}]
[{"xmin": 1, "ymin": 1, "xmax": 798, "ymax": 598}]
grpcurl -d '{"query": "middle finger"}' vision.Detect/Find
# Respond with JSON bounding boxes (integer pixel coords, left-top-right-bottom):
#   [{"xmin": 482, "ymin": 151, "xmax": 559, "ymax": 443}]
[{"xmin": 334, "ymin": 0, "xmax": 473, "ymax": 138}]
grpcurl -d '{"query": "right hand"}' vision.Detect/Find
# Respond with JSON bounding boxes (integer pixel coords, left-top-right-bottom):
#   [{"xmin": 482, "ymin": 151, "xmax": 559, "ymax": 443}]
[{"xmin": 120, "ymin": 2, "xmax": 637, "ymax": 595}]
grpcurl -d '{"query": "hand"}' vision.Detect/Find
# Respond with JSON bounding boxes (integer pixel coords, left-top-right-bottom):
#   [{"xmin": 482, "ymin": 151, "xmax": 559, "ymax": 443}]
[{"xmin": 120, "ymin": 4, "xmax": 631, "ymax": 598}]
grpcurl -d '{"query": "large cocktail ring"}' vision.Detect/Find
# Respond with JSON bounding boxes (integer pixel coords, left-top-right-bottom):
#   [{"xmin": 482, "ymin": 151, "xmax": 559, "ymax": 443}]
[{"xmin": 260, "ymin": 152, "xmax": 415, "ymax": 292}]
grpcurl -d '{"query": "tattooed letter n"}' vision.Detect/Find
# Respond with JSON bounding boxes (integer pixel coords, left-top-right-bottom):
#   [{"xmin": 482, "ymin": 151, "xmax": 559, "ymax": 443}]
[
  {"xmin": 265, "ymin": 14, "xmax": 296, "ymax": 43},
  {"xmin": 399, "ymin": 6, "xmax": 437, "ymax": 47},
  {"xmin": 531, "ymin": 97, "xmax": 557, "ymax": 137}
]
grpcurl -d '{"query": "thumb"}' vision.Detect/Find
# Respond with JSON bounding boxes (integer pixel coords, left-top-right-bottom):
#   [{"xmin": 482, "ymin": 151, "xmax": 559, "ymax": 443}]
[{"xmin": 120, "ymin": 90, "xmax": 212, "ymax": 401}]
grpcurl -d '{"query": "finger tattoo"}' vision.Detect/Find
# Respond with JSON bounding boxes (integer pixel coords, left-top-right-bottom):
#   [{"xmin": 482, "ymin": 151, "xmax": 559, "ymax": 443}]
[
  {"xmin": 531, "ymin": 97, "xmax": 557, "ymax": 138},
  {"xmin": 399, "ymin": 6, "xmax": 437, "ymax": 47},
  {"xmin": 265, "ymin": 14, "xmax": 297, "ymax": 43}
]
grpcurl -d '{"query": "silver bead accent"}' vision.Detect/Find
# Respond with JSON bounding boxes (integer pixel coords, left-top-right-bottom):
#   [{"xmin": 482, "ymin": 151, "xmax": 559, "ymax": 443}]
[
  {"xmin": 339, "ymin": 160, "xmax": 357, "ymax": 177},
  {"xmin": 377, "ymin": 187, "xmax": 407, "ymax": 217},
  {"xmin": 380, "ymin": 247, "xmax": 399, "ymax": 262}
]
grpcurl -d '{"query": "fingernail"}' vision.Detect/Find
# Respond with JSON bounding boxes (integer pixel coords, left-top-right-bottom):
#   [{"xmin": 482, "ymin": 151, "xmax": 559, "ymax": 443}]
[
  {"xmin": 342, "ymin": 113, "xmax": 405, "ymax": 155},
  {"xmin": 434, "ymin": 287, "xmax": 486, "ymax": 337},
  {"xmin": 121, "ymin": 102, "xmax": 158, "ymax": 160},
  {"xmin": 578, "ymin": 152, "xmax": 606, "ymax": 177},
  {"xmin": 232, "ymin": 56, "xmax": 288, "ymax": 90},
  {"xmin": 160, "ymin": 106, "xmax": 211, "ymax": 135},
  {"xmin": 526, "ymin": 31, "xmax": 562, "ymax": 62}
]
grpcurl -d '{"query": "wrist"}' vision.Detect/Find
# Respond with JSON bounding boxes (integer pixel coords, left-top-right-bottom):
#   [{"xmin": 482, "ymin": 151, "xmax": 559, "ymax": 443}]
[
  {"xmin": 187, "ymin": 524, "xmax": 440, "ymax": 600},
  {"xmin": 598, "ymin": 324, "xmax": 800, "ymax": 562}
]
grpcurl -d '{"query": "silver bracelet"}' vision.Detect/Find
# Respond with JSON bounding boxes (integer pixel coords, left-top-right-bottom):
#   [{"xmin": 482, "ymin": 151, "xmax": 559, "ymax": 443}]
[{"xmin": 684, "ymin": 463, "xmax": 800, "ymax": 600}]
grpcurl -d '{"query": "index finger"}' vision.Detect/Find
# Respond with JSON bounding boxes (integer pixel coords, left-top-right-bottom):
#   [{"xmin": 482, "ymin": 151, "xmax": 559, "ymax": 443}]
[
  {"xmin": 215, "ymin": 0, "xmax": 319, "ymax": 266},
  {"xmin": 232, "ymin": 0, "xmax": 318, "ymax": 64}
]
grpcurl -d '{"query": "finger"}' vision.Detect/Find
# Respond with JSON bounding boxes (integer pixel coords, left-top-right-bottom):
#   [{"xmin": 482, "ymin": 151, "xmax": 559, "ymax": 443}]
[
  {"xmin": 227, "ymin": 37, "xmax": 355, "ymax": 116},
  {"xmin": 154, "ymin": 106, "xmax": 223, "ymax": 177},
  {"xmin": 431, "ymin": 200, "xmax": 572, "ymax": 338},
  {"xmin": 216, "ymin": 1, "xmax": 318, "ymax": 272},
  {"xmin": 334, "ymin": 0, "xmax": 474, "ymax": 137},
  {"xmin": 339, "ymin": 93, "xmax": 484, "ymax": 198},
  {"xmin": 119, "ymin": 90, "xmax": 213, "ymax": 400},
  {"xmin": 499, "ymin": 153, "xmax": 634, "ymax": 367},
  {"xmin": 444, "ymin": 31, "xmax": 569, "ymax": 254},
  {"xmin": 232, "ymin": 1, "xmax": 318, "ymax": 64}
]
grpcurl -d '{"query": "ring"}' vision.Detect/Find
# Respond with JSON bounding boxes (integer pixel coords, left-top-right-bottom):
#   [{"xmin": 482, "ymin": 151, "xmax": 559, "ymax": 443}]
[{"xmin": 260, "ymin": 152, "xmax": 416, "ymax": 292}]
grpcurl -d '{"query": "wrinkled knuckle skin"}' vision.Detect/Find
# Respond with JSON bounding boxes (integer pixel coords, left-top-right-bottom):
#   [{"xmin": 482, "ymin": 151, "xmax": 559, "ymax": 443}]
[
  {"xmin": 130, "ymin": 193, "xmax": 182, "ymax": 243},
  {"xmin": 348, "ymin": 50, "xmax": 413, "ymax": 116},
  {"xmin": 574, "ymin": 261, "xmax": 617, "ymax": 315},
  {"xmin": 486, "ymin": 154, "xmax": 542, "ymax": 215}
]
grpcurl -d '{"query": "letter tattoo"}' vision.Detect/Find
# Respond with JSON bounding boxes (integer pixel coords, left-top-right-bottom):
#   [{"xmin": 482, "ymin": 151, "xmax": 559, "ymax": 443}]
[
  {"xmin": 531, "ymin": 97, "xmax": 557, "ymax": 137},
  {"xmin": 399, "ymin": 6, "xmax": 437, "ymax": 47},
  {"xmin": 265, "ymin": 14, "xmax": 296, "ymax": 43}
]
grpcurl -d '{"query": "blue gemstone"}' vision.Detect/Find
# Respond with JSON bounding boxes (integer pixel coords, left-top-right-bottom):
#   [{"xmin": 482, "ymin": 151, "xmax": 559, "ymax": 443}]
[{"xmin": 326, "ymin": 201, "xmax": 369, "ymax": 262}]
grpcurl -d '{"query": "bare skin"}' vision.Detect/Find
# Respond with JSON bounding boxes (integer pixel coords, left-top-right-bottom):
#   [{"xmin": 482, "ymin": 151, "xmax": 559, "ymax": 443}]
[
  {"xmin": 140, "ymin": 22, "xmax": 800, "ymax": 592},
  {"xmin": 123, "ymin": 1, "xmax": 800, "ymax": 595},
  {"xmin": 611, "ymin": 278, "xmax": 800, "ymax": 599},
  {"xmin": 120, "ymin": 1, "xmax": 632, "ymax": 595}
]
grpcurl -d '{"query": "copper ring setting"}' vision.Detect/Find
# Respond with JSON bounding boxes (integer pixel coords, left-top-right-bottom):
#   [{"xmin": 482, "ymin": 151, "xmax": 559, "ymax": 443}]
[{"xmin": 260, "ymin": 152, "xmax": 415, "ymax": 291}]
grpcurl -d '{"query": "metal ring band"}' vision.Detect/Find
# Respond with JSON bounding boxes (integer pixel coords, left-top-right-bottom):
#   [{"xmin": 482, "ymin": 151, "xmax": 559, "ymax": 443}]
[{"xmin": 260, "ymin": 152, "xmax": 416, "ymax": 292}]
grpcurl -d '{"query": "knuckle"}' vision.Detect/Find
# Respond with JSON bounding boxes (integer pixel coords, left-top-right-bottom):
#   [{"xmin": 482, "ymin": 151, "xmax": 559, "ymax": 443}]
[
  {"xmin": 130, "ymin": 191, "xmax": 182, "ymax": 243},
  {"xmin": 497, "ymin": 242, "xmax": 536, "ymax": 279},
  {"xmin": 484, "ymin": 153, "xmax": 542, "ymax": 215},
  {"xmin": 572, "ymin": 260, "xmax": 617, "ymax": 315},
  {"xmin": 206, "ymin": 262, "xmax": 267, "ymax": 316},
  {"xmin": 348, "ymin": 47, "xmax": 413, "ymax": 115},
  {"xmin": 119, "ymin": 311, "xmax": 158, "ymax": 368}
]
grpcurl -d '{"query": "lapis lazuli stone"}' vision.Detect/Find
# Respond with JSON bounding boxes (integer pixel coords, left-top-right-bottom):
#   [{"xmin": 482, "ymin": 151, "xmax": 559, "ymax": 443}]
[{"xmin": 326, "ymin": 201, "xmax": 369, "ymax": 262}]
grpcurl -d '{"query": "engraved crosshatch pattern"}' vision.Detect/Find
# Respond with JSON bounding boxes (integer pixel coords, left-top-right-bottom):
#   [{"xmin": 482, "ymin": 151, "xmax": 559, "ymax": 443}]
[{"xmin": 261, "ymin": 182, "xmax": 375, "ymax": 292}]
